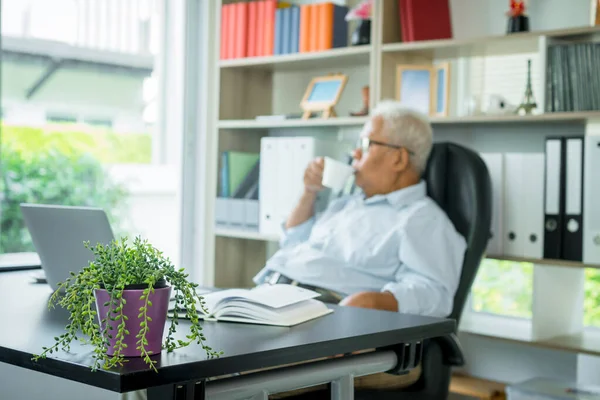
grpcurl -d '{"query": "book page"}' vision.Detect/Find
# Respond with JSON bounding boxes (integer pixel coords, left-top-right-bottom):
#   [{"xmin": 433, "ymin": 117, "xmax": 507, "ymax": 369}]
[
  {"xmin": 201, "ymin": 284, "xmax": 321, "ymax": 314},
  {"xmin": 242, "ymin": 284, "xmax": 321, "ymax": 308},
  {"xmin": 213, "ymin": 300, "xmax": 334, "ymax": 327}
]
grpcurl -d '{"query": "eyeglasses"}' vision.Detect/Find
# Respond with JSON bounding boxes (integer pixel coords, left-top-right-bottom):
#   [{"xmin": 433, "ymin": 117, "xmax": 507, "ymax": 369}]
[{"xmin": 358, "ymin": 137, "xmax": 415, "ymax": 156}]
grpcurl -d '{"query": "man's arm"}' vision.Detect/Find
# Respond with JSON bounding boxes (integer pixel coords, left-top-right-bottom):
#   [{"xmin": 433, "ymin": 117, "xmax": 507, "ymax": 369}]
[
  {"xmin": 285, "ymin": 190, "xmax": 318, "ymax": 229},
  {"xmin": 285, "ymin": 157, "xmax": 325, "ymax": 229},
  {"xmin": 340, "ymin": 291, "xmax": 398, "ymax": 311},
  {"xmin": 341, "ymin": 207, "xmax": 466, "ymax": 317}
]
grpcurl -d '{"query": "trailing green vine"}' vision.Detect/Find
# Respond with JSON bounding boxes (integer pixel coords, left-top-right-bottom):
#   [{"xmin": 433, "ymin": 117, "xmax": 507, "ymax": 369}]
[{"xmin": 32, "ymin": 236, "xmax": 222, "ymax": 371}]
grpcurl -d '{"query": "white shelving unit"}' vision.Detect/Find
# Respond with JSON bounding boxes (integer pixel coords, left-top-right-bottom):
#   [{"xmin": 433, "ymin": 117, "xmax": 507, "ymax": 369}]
[{"xmin": 207, "ymin": 0, "xmax": 600, "ymax": 359}]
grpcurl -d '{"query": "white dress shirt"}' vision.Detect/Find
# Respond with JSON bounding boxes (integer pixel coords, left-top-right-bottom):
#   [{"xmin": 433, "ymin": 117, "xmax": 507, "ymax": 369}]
[{"xmin": 253, "ymin": 180, "xmax": 467, "ymax": 318}]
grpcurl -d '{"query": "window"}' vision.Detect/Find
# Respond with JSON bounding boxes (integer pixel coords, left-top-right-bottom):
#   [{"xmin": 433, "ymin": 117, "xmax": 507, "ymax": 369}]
[
  {"xmin": 46, "ymin": 113, "xmax": 78, "ymax": 124},
  {"xmin": 584, "ymin": 269, "xmax": 600, "ymax": 328},
  {"xmin": 1, "ymin": 0, "xmax": 183, "ymax": 267},
  {"xmin": 470, "ymin": 259, "xmax": 534, "ymax": 319}
]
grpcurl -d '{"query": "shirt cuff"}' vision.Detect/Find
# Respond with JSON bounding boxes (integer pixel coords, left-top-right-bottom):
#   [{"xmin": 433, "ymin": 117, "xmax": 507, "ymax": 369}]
[
  {"xmin": 381, "ymin": 281, "xmax": 450, "ymax": 317},
  {"xmin": 382, "ymin": 282, "xmax": 419, "ymax": 315},
  {"xmin": 279, "ymin": 217, "xmax": 315, "ymax": 248}
]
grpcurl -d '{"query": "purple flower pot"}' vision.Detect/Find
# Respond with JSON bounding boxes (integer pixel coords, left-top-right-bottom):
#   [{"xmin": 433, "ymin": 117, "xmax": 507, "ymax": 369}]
[{"xmin": 94, "ymin": 285, "xmax": 171, "ymax": 357}]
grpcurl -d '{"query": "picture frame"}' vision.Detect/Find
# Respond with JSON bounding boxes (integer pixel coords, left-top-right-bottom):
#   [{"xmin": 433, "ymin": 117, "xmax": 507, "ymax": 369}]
[
  {"xmin": 433, "ymin": 62, "xmax": 451, "ymax": 117},
  {"xmin": 395, "ymin": 65, "xmax": 434, "ymax": 116},
  {"xmin": 395, "ymin": 63, "xmax": 451, "ymax": 117},
  {"xmin": 300, "ymin": 74, "xmax": 348, "ymax": 119}
]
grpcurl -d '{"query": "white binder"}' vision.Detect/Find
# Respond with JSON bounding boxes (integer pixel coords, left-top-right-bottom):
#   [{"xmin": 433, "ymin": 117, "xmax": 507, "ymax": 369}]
[
  {"xmin": 562, "ymin": 137, "xmax": 585, "ymax": 261},
  {"xmin": 259, "ymin": 138, "xmax": 281, "ymax": 235},
  {"xmin": 583, "ymin": 135, "xmax": 600, "ymax": 265},
  {"xmin": 522, "ymin": 154, "xmax": 545, "ymax": 259},
  {"xmin": 502, "ymin": 153, "xmax": 545, "ymax": 259},
  {"xmin": 503, "ymin": 153, "xmax": 525, "ymax": 258},
  {"xmin": 479, "ymin": 153, "xmax": 504, "ymax": 256}
]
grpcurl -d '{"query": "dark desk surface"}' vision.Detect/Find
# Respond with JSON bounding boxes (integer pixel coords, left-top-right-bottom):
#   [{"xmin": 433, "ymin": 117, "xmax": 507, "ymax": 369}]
[
  {"xmin": 0, "ymin": 271, "xmax": 456, "ymax": 393},
  {"xmin": 0, "ymin": 252, "xmax": 41, "ymax": 272}
]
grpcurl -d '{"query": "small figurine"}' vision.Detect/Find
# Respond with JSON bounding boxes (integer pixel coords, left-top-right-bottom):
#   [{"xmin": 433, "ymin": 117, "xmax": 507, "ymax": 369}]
[
  {"xmin": 506, "ymin": 0, "xmax": 529, "ymax": 33},
  {"xmin": 346, "ymin": 0, "xmax": 372, "ymax": 46},
  {"xmin": 515, "ymin": 59, "xmax": 537, "ymax": 115},
  {"xmin": 350, "ymin": 86, "xmax": 369, "ymax": 116}
]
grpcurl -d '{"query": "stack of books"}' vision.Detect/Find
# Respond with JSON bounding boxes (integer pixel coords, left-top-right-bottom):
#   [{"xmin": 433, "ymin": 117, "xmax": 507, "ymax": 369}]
[
  {"xmin": 545, "ymin": 43, "xmax": 600, "ymax": 112},
  {"xmin": 220, "ymin": 1, "xmax": 348, "ymax": 60}
]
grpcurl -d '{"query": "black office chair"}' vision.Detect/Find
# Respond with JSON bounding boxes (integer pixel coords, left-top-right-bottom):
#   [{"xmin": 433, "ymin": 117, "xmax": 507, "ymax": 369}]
[{"xmin": 358, "ymin": 142, "xmax": 493, "ymax": 400}]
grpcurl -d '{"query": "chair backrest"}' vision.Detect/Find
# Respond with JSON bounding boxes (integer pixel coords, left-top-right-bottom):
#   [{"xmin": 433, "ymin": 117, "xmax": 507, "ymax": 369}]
[{"xmin": 423, "ymin": 142, "xmax": 492, "ymax": 323}]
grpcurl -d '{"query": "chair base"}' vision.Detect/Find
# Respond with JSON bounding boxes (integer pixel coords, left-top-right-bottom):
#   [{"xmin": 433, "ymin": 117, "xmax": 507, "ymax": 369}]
[{"xmin": 357, "ymin": 338, "xmax": 452, "ymax": 400}]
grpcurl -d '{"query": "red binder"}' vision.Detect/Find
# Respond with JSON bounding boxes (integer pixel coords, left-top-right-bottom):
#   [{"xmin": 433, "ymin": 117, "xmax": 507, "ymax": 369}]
[
  {"xmin": 234, "ymin": 2, "xmax": 249, "ymax": 58},
  {"xmin": 400, "ymin": 0, "xmax": 452, "ymax": 42},
  {"xmin": 263, "ymin": 0, "xmax": 276, "ymax": 56},
  {"xmin": 256, "ymin": 1, "xmax": 266, "ymax": 56},
  {"xmin": 226, "ymin": 4, "xmax": 236, "ymax": 59},
  {"xmin": 248, "ymin": 1, "xmax": 258, "ymax": 57},
  {"xmin": 220, "ymin": 4, "xmax": 231, "ymax": 59}
]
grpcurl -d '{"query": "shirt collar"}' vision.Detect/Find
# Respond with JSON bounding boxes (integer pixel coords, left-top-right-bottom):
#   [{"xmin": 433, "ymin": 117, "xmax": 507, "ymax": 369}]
[{"xmin": 362, "ymin": 180, "xmax": 427, "ymax": 208}]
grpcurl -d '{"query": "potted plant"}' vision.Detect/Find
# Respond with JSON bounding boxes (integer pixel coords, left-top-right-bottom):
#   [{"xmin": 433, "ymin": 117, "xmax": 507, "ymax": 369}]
[{"xmin": 33, "ymin": 236, "xmax": 221, "ymax": 371}]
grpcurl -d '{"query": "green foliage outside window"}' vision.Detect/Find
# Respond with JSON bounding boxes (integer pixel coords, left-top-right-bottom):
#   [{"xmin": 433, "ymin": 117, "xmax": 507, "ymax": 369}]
[
  {"xmin": 471, "ymin": 259, "xmax": 533, "ymax": 319},
  {"xmin": 2, "ymin": 124, "xmax": 152, "ymax": 164},
  {"xmin": 0, "ymin": 124, "xmax": 152, "ymax": 253},
  {"xmin": 472, "ymin": 259, "xmax": 600, "ymax": 328},
  {"xmin": 584, "ymin": 269, "xmax": 600, "ymax": 327}
]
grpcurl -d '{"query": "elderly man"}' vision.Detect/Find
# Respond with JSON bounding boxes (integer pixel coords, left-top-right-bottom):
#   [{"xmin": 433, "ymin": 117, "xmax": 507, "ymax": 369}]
[
  {"xmin": 254, "ymin": 101, "xmax": 466, "ymax": 317},
  {"xmin": 252, "ymin": 102, "xmax": 466, "ymax": 398}
]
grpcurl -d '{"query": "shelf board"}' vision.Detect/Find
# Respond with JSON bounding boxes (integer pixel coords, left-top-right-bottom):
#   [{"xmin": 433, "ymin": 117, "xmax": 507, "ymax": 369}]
[
  {"xmin": 462, "ymin": 330, "xmax": 600, "ymax": 358},
  {"xmin": 215, "ymin": 227, "xmax": 279, "ymax": 242},
  {"xmin": 218, "ymin": 112, "xmax": 599, "ymax": 130},
  {"xmin": 218, "ymin": 116, "xmax": 369, "ymax": 130},
  {"xmin": 219, "ymin": 45, "xmax": 371, "ymax": 71},
  {"xmin": 430, "ymin": 111, "xmax": 600, "ymax": 124},
  {"xmin": 488, "ymin": 254, "xmax": 600, "ymax": 269},
  {"xmin": 537, "ymin": 333, "xmax": 600, "ymax": 357},
  {"xmin": 382, "ymin": 25, "xmax": 600, "ymax": 58},
  {"xmin": 460, "ymin": 314, "xmax": 600, "ymax": 356}
]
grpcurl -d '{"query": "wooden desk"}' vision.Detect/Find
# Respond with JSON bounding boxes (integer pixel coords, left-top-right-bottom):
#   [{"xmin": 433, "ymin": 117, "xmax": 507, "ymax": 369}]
[{"xmin": 0, "ymin": 271, "xmax": 455, "ymax": 399}]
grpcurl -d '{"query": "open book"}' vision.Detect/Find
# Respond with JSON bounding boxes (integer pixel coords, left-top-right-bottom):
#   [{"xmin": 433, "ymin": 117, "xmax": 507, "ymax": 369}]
[{"xmin": 170, "ymin": 284, "xmax": 333, "ymax": 327}]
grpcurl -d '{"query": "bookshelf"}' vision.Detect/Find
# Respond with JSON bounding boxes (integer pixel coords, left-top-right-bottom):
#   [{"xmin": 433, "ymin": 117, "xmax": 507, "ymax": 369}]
[
  {"xmin": 208, "ymin": 0, "xmax": 600, "ymax": 360},
  {"xmin": 219, "ymin": 45, "xmax": 371, "ymax": 70},
  {"xmin": 218, "ymin": 116, "xmax": 369, "ymax": 129}
]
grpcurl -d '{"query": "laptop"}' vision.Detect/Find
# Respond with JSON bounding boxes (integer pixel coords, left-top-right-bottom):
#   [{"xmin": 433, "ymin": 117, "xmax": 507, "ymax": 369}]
[{"xmin": 20, "ymin": 203, "xmax": 115, "ymax": 291}]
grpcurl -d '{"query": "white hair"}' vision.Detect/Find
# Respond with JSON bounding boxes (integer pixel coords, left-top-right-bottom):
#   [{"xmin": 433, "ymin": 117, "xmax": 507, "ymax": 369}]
[{"xmin": 371, "ymin": 100, "xmax": 433, "ymax": 175}]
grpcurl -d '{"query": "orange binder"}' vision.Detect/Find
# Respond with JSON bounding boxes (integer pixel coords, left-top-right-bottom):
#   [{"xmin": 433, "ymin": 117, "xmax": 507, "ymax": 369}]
[
  {"xmin": 308, "ymin": 4, "xmax": 319, "ymax": 52},
  {"xmin": 318, "ymin": 3, "xmax": 334, "ymax": 51},
  {"xmin": 299, "ymin": 5, "xmax": 311, "ymax": 53}
]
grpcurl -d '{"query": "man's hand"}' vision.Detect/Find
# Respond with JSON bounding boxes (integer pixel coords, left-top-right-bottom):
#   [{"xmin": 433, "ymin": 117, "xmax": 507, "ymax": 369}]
[
  {"xmin": 304, "ymin": 157, "xmax": 325, "ymax": 193},
  {"xmin": 339, "ymin": 291, "xmax": 399, "ymax": 312}
]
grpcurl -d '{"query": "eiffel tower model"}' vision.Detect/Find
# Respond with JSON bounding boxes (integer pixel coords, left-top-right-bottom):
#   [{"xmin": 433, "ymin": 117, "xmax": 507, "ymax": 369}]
[{"xmin": 515, "ymin": 59, "xmax": 537, "ymax": 115}]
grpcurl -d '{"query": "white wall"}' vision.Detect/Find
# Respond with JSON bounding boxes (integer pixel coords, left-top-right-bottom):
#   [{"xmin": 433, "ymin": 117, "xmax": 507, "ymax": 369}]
[
  {"xmin": 108, "ymin": 165, "xmax": 181, "ymax": 268},
  {"xmin": 449, "ymin": 0, "xmax": 592, "ymax": 40}
]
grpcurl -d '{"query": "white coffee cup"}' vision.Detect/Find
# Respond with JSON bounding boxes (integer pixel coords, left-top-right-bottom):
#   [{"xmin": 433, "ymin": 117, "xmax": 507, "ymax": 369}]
[{"xmin": 322, "ymin": 156, "xmax": 354, "ymax": 192}]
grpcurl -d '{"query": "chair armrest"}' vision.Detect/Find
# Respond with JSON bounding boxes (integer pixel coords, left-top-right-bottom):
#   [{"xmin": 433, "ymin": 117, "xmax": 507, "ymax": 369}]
[{"xmin": 433, "ymin": 333, "xmax": 464, "ymax": 367}]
